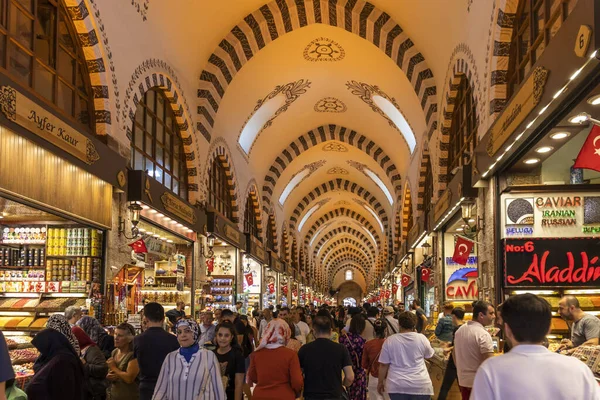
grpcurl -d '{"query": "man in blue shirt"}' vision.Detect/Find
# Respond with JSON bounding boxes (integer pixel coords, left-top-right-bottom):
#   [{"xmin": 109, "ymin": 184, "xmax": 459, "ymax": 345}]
[{"xmin": 435, "ymin": 302, "xmax": 455, "ymax": 342}]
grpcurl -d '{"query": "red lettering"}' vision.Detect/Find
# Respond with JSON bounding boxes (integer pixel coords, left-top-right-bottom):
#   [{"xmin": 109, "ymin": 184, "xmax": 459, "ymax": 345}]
[
  {"xmin": 508, "ymin": 250, "xmax": 600, "ymax": 285},
  {"xmin": 446, "ymin": 281, "xmax": 478, "ymax": 300},
  {"xmin": 507, "ymin": 254, "xmax": 541, "ymax": 284},
  {"xmin": 525, "ymin": 241, "xmax": 534, "ymax": 252}
]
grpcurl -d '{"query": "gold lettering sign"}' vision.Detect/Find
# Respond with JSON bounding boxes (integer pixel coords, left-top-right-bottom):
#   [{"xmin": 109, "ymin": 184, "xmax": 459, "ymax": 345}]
[
  {"xmin": 160, "ymin": 192, "xmax": 196, "ymax": 225},
  {"xmin": 487, "ymin": 67, "xmax": 548, "ymax": 157},
  {"xmin": 0, "ymin": 86, "xmax": 99, "ymax": 164},
  {"xmin": 224, "ymin": 224, "xmax": 240, "ymax": 244},
  {"xmin": 434, "ymin": 189, "xmax": 452, "ymax": 223}
]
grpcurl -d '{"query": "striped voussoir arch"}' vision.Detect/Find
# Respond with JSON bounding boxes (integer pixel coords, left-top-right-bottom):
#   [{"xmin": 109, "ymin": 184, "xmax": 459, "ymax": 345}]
[
  {"xmin": 416, "ymin": 148, "xmax": 430, "ymax": 212},
  {"xmin": 267, "ymin": 214, "xmax": 278, "ymax": 252},
  {"xmin": 197, "ymin": 0, "xmax": 438, "ymax": 143},
  {"xmin": 488, "ymin": 0, "xmax": 518, "ymax": 116},
  {"xmin": 304, "ymin": 208, "xmax": 380, "ymax": 247},
  {"xmin": 320, "ymin": 238, "xmax": 374, "ymax": 264},
  {"xmin": 325, "ymin": 254, "xmax": 369, "ymax": 276},
  {"xmin": 206, "ymin": 146, "xmax": 239, "ymax": 222},
  {"xmin": 281, "ymin": 224, "xmax": 290, "ymax": 262},
  {"xmin": 262, "ymin": 124, "xmax": 401, "ymax": 213},
  {"xmin": 402, "ymin": 183, "xmax": 413, "ymax": 239},
  {"xmin": 313, "ymin": 226, "xmax": 376, "ymax": 257},
  {"xmin": 438, "ymin": 62, "xmax": 480, "ymax": 197},
  {"xmin": 393, "ymin": 210, "xmax": 401, "ymax": 253},
  {"xmin": 64, "ymin": 0, "xmax": 112, "ymax": 135},
  {"xmin": 328, "ymin": 264, "xmax": 368, "ymax": 285},
  {"xmin": 290, "ymin": 179, "xmax": 389, "ymax": 230},
  {"xmin": 243, "ymin": 182, "xmax": 263, "ymax": 237}
]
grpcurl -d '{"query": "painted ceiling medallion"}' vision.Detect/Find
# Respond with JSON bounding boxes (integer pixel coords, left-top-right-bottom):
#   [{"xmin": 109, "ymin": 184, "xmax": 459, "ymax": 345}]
[
  {"xmin": 322, "ymin": 142, "xmax": 348, "ymax": 152},
  {"xmin": 304, "ymin": 38, "xmax": 345, "ymax": 62},
  {"xmin": 327, "ymin": 167, "xmax": 349, "ymax": 175},
  {"xmin": 314, "ymin": 97, "xmax": 347, "ymax": 113}
]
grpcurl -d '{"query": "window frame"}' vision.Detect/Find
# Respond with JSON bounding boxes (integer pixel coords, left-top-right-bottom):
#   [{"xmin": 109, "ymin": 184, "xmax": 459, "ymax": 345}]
[
  {"xmin": 448, "ymin": 76, "xmax": 478, "ymax": 173},
  {"xmin": 345, "ymin": 269, "xmax": 353, "ymax": 281},
  {"xmin": 130, "ymin": 87, "xmax": 188, "ymax": 200},
  {"xmin": 422, "ymin": 159, "xmax": 433, "ymax": 225},
  {"xmin": 208, "ymin": 157, "xmax": 233, "ymax": 220},
  {"xmin": 244, "ymin": 194, "xmax": 260, "ymax": 241},
  {"xmin": 266, "ymin": 215, "xmax": 276, "ymax": 251}
]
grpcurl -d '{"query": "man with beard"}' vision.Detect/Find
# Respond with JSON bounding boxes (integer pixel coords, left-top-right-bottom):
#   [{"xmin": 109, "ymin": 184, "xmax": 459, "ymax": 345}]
[{"xmin": 558, "ymin": 295, "xmax": 600, "ymax": 352}]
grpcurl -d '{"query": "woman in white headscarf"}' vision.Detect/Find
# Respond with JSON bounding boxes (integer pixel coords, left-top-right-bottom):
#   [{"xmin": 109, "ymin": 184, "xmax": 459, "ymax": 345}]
[
  {"xmin": 247, "ymin": 318, "xmax": 303, "ymax": 400},
  {"xmin": 152, "ymin": 319, "xmax": 224, "ymax": 400}
]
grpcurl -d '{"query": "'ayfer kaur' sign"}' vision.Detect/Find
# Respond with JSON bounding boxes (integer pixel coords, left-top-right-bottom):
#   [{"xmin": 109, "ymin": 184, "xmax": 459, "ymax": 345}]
[{"xmin": 504, "ymin": 238, "xmax": 600, "ymax": 287}]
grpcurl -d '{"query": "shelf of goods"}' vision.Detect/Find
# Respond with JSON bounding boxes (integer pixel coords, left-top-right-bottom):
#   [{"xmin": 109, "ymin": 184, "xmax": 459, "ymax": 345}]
[
  {"xmin": 5, "ymin": 335, "xmax": 36, "ymax": 389},
  {"xmin": 207, "ymin": 275, "xmax": 234, "ymax": 309},
  {"xmin": 0, "ymin": 295, "xmax": 87, "ymax": 331},
  {"xmin": 140, "ymin": 289, "xmax": 190, "ymax": 306}
]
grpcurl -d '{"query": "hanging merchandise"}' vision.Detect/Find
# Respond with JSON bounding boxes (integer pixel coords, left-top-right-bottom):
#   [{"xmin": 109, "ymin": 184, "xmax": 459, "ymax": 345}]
[
  {"xmin": 421, "ymin": 268, "xmax": 431, "ymax": 282},
  {"xmin": 573, "ymin": 125, "xmax": 600, "ymax": 172},
  {"xmin": 128, "ymin": 238, "xmax": 148, "ymax": 254},
  {"xmin": 401, "ymin": 274, "xmax": 411, "ymax": 287},
  {"xmin": 452, "ymin": 236, "xmax": 475, "ymax": 265},
  {"xmin": 392, "ymin": 283, "xmax": 399, "ymax": 294}
]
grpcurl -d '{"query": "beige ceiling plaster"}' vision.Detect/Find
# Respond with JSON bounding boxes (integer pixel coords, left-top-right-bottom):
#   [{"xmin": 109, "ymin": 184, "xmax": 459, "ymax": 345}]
[{"xmin": 208, "ymin": 24, "xmax": 426, "ymax": 174}]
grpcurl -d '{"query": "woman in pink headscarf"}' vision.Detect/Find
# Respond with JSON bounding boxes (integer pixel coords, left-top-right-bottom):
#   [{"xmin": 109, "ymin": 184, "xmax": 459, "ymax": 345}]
[{"xmin": 247, "ymin": 318, "xmax": 303, "ymax": 400}]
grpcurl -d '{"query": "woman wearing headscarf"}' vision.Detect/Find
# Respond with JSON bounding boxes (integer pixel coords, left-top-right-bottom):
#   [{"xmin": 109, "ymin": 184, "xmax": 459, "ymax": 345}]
[
  {"xmin": 247, "ymin": 318, "xmax": 303, "ymax": 400},
  {"xmin": 153, "ymin": 319, "xmax": 224, "ymax": 400},
  {"xmin": 45, "ymin": 314, "xmax": 80, "ymax": 355},
  {"xmin": 25, "ymin": 328, "xmax": 84, "ymax": 399},
  {"xmin": 72, "ymin": 326, "xmax": 109, "ymax": 400},
  {"xmin": 78, "ymin": 315, "xmax": 115, "ymax": 359}
]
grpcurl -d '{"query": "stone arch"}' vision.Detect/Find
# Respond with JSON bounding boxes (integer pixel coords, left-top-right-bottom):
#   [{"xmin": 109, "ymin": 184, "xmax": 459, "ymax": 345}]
[
  {"xmin": 402, "ymin": 182, "xmax": 413, "ymax": 240},
  {"xmin": 304, "ymin": 208, "xmax": 380, "ymax": 247},
  {"xmin": 416, "ymin": 145, "xmax": 431, "ymax": 213},
  {"xmin": 197, "ymin": 0, "xmax": 438, "ymax": 143},
  {"xmin": 262, "ymin": 124, "xmax": 402, "ymax": 213},
  {"xmin": 314, "ymin": 226, "xmax": 376, "ymax": 257},
  {"xmin": 205, "ymin": 141, "xmax": 240, "ymax": 222},
  {"xmin": 266, "ymin": 213, "xmax": 278, "ymax": 251},
  {"xmin": 64, "ymin": 0, "xmax": 115, "ymax": 137},
  {"xmin": 281, "ymin": 223, "xmax": 290, "ymax": 262},
  {"xmin": 325, "ymin": 254, "xmax": 369, "ymax": 277},
  {"xmin": 438, "ymin": 48, "xmax": 482, "ymax": 197},
  {"xmin": 289, "ymin": 179, "xmax": 389, "ymax": 230},
  {"xmin": 242, "ymin": 180, "xmax": 263, "ymax": 237},
  {"xmin": 321, "ymin": 239, "xmax": 374, "ymax": 265}
]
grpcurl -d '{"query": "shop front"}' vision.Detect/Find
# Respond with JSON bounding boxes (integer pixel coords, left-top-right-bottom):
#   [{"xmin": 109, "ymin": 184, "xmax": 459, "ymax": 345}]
[
  {"xmin": 265, "ymin": 251, "xmax": 283, "ymax": 308},
  {"xmin": 241, "ymin": 234, "xmax": 267, "ymax": 315},
  {"xmin": 280, "ymin": 263, "xmax": 290, "ymax": 307},
  {"xmin": 407, "ymin": 216, "xmax": 435, "ymax": 316}
]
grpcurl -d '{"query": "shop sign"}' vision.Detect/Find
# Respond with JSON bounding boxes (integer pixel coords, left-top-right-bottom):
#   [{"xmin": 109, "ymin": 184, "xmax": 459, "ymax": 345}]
[
  {"xmin": 0, "ymin": 85, "xmax": 100, "ymax": 164},
  {"xmin": 444, "ymin": 231, "xmax": 478, "ymax": 301},
  {"xmin": 575, "ymin": 25, "xmax": 592, "ymax": 58},
  {"xmin": 504, "ymin": 238, "xmax": 600, "ymax": 287},
  {"xmin": 434, "ymin": 189, "xmax": 452, "ymax": 223},
  {"xmin": 246, "ymin": 235, "xmax": 267, "ymax": 264},
  {"xmin": 160, "ymin": 192, "xmax": 197, "ymax": 225},
  {"xmin": 500, "ymin": 192, "xmax": 600, "ymax": 238},
  {"xmin": 486, "ymin": 67, "xmax": 549, "ymax": 157}
]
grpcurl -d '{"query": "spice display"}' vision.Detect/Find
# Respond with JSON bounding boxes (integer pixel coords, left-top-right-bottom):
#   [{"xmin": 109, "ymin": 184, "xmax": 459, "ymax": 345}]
[{"xmin": 9, "ymin": 349, "xmax": 39, "ymax": 364}]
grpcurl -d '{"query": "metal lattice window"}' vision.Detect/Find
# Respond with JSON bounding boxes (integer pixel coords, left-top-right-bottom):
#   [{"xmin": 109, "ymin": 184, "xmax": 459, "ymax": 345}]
[
  {"xmin": 448, "ymin": 76, "xmax": 478, "ymax": 172},
  {"xmin": 208, "ymin": 157, "xmax": 233, "ymax": 220},
  {"xmin": 131, "ymin": 88, "xmax": 188, "ymax": 199},
  {"xmin": 507, "ymin": 0, "xmax": 576, "ymax": 99},
  {"xmin": 0, "ymin": 0, "xmax": 95, "ymax": 129},
  {"xmin": 244, "ymin": 195, "xmax": 260, "ymax": 241}
]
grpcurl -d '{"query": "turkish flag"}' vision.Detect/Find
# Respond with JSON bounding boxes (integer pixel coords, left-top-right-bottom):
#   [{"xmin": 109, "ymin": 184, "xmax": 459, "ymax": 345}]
[
  {"xmin": 385, "ymin": 289, "xmax": 391, "ymax": 298},
  {"xmin": 392, "ymin": 283, "xmax": 399, "ymax": 294},
  {"xmin": 282, "ymin": 285, "xmax": 288, "ymax": 295},
  {"xmin": 128, "ymin": 238, "xmax": 147, "ymax": 254},
  {"xmin": 244, "ymin": 273, "xmax": 253, "ymax": 287},
  {"xmin": 206, "ymin": 258, "xmax": 214, "ymax": 273},
  {"xmin": 292, "ymin": 288, "xmax": 298, "ymax": 297},
  {"xmin": 574, "ymin": 125, "xmax": 600, "ymax": 172},
  {"xmin": 267, "ymin": 282, "xmax": 275, "ymax": 294},
  {"xmin": 452, "ymin": 236, "xmax": 474, "ymax": 265},
  {"xmin": 421, "ymin": 268, "xmax": 431, "ymax": 282},
  {"xmin": 401, "ymin": 274, "xmax": 411, "ymax": 287}
]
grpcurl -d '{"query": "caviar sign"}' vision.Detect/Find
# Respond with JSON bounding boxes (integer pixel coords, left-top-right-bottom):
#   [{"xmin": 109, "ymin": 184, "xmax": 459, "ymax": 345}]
[{"xmin": 504, "ymin": 238, "xmax": 600, "ymax": 287}]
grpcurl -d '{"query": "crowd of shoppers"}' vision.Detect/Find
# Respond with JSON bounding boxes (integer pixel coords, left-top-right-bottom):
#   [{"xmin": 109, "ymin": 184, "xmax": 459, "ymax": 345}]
[{"xmin": 3, "ymin": 295, "xmax": 600, "ymax": 399}]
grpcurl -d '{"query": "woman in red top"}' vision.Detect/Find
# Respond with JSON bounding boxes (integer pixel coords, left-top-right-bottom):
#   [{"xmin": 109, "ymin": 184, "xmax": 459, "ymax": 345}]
[
  {"xmin": 247, "ymin": 318, "xmax": 303, "ymax": 399},
  {"xmin": 361, "ymin": 319, "xmax": 387, "ymax": 400}
]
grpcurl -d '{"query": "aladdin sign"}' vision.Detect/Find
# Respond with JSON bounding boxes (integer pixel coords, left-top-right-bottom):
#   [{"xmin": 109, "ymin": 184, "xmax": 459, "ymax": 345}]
[{"xmin": 504, "ymin": 238, "xmax": 600, "ymax": 287}]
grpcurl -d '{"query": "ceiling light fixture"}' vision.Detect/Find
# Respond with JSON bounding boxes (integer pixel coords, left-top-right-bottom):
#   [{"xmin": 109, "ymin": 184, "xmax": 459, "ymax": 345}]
[
  {"xmin": 588, "ymin": 94, "xmax": 600, "ymax": 106},
  {"xmin": 569, "ymin": 113, "xmax": 590, "ymax": 124},
  {"xmin": 524, "ymin": 158, "xmax": 540, "ymax": 165},
  {"xmin": 550, "ymin": 131, "xmax": 570, "ymax": 140},
  {"xmin": 536, "ymin": 146, "xmax": 554, "ymax": 154}
]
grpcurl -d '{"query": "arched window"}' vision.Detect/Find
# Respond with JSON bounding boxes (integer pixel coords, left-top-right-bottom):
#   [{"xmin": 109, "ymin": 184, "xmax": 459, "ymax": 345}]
[
  {"xmin": 506, "ymin": 0, "xmax": 577, "ymax": 99},
  {"xmin": 131, "ymin": 88, "xmax": 188, "ymax": 199},
  {"xmin": 266, "ymin": 214, "xmax": 276, "ymax": 251},
  {"xmin": 448, "ymin": 76, "xmax": 477, "ymax": 172},
  {"xmin": 244, "ymin": 194, "xmax": 260, "ymax": 241},
  {"xmin": 208, "ymin": 157, "xmax": 233, "ymax": 219},
  {"xmin": 345, "ymin": 269, "xmax": 353, "ymax": 281},
  {"xmin": 1, "ymin": 0, "xmax": 95, "ymax": 128}
]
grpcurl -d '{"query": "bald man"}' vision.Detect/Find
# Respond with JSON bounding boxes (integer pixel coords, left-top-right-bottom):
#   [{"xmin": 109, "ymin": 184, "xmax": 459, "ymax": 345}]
[{"xmin": 558, "ymin": 295, "xmax": 600, "ymax": 352}]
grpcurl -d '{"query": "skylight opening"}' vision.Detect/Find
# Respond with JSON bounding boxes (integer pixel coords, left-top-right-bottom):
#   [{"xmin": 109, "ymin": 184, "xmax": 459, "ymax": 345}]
[
  {"xmin": 345, "ymin": 269, "xmax": 353, "ymax": 281},
  {"xmin": 279, "ymin": 169, "xmax": 310, "ymax": 205},
  {"xmin": 363, "ymin": 167, "xmax": 394, "ymax": 205},
  {"xmin": 360, "ymin": 226, "xmax": 378, "ymax": 249},
  {"xmin": 317, "ymin": 237, "xmax": 333, "ymax": 258},
  {"xmin": 372, "ymin": 95, "xmax": 416, "ymax": 153},
  {"xmin": 321, "ymin": 246, "xmax": 334, "ymax": 261},
  {"xmin": 363, "ymin": 204, "xmax": 384, "ymax": 232},
  {"xmin": 298, "ymin": 204, "xmax": 320, "ymax": 232},
  {"xmin": 238, "ymin": 94, "xmax": 286, "ymax": 154},
  {"xmin": 310, "ymin": 224, "xmax": 329, "ymax": 247}
]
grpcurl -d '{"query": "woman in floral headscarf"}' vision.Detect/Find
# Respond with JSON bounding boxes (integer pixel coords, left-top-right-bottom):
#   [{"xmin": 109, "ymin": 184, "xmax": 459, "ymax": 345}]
[
  {"xmin": 247, "ymin": 318, "xmax": 303, "ymax": 400},
  {"xmin": 46, "ymin": 314, "xmax": 80, "ymax": 354},
  {"xmin": 153, "ymin": 319, "xmax": 224, "ymax": 400}
]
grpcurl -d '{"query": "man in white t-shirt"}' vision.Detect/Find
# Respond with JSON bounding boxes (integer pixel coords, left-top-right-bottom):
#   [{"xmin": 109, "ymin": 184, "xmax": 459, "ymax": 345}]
[
  {"xmin": 453, "ymin": 300, "xmax": 495, "ymax": 400},
  {"xmin": 472, "ymin": 293, "xmax": 600, "ymax": 400},
  {"xmin": 293, "ymin": 309, "xmax": 310, "ymax": 345},
  {"xmin": 378, "ymin": 311, "xmax": 435, "ymax": 398}
]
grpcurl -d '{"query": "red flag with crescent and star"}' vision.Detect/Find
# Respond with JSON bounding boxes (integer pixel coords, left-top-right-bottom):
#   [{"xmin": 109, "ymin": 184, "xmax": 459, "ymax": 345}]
[
  {"xmin": 267, "ymin": 282, "xmax": 275, "ymax": 294},
  {"xmin": 574, "ymin": 125, "xmax": 600, "ymax": 172},
  {"xmin": 401, "ymin": 274, "xmax": 411, "ymax": 287},
  {"xmin": 392, "ymin": 283, "xmax": 399, "ymax": 294},
  {"xmin": 206, "ymin": 258, "xmax": 214, "ymax": 274},
  {"xmin": 244, "ymin": 273, "xmax": 254, "ymax": 287},
  {"xmin": 452, "ymin": 236, "xmax": 474, "ymax": 266},
  {"xmin": 128, "ymin": 238, "xmax": 147, "ymax": 254},
  {"xmin": 282, "ymin": 285, "xmax": 288, "ymax": 295},
  {"xmin": 421, "ymin": 268, "xmax": 431, "ymax": 282}
]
